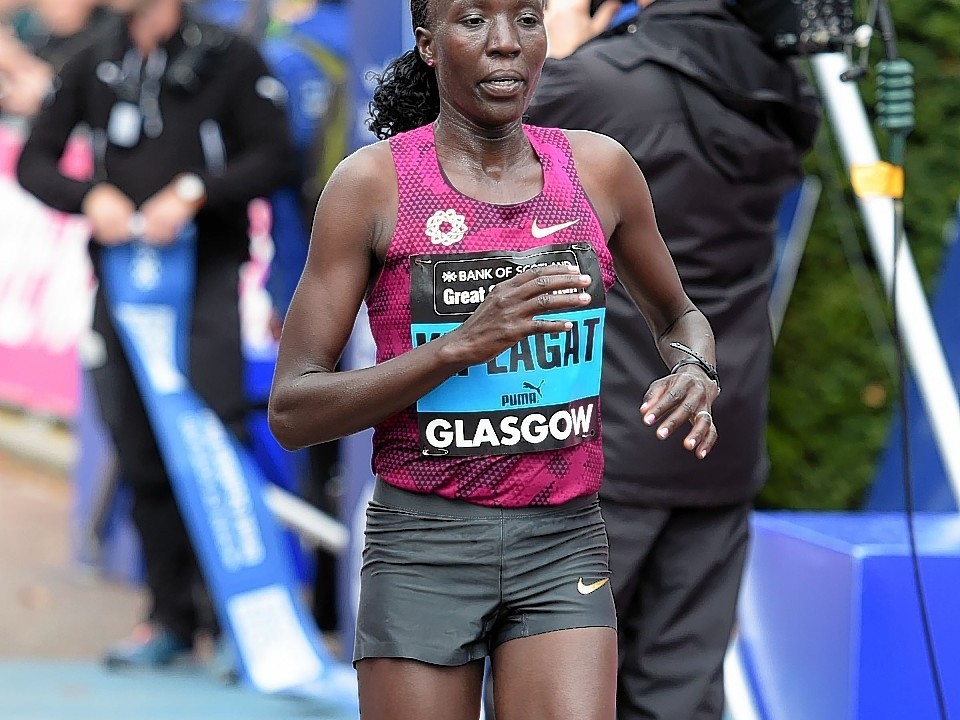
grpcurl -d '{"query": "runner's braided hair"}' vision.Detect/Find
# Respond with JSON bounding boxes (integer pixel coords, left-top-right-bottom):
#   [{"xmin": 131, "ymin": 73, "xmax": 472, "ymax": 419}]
[{"xmin": 368, "ymin": 0, "xmax": 439, "ymax": 139}]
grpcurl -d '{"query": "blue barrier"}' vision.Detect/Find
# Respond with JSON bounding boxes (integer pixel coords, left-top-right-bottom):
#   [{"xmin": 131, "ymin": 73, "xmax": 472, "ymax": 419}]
[
  {"xmin": 739, "ymin": 511, "xmax": 960, "ymax": 720},
  {"xmin": 71, "ymin": 346, "xmax": 315, "ymax": 587},
  {"xmin": 94, "ymin": 228, "xmax": 356, "ymax": 709},
  {"xmin": 868, "ymin": 207, "xmax": 960, "ymax": 511}
]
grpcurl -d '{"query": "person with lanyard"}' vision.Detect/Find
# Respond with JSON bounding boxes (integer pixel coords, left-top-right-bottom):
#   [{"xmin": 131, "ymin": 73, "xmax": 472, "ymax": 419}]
[
  {"xmin": 268, "ymin": 0, "xmax": 720, "ymax": 717},
  {"xmin": 16, "ymin": 0, "xmax": 294, "ymax": 668},
  {"xmin": 526, "ymin": 0, "xmax": 821, "ymax": 718}
]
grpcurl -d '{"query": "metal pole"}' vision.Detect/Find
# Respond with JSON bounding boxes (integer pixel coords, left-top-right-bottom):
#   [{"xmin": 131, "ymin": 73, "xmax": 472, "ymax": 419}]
[
  {"xmin": 262, "ymin": 484, "xmax": 350, "ymax": 554},
  {"xmin": 725, "ymin": 640, "xmax": 764, "ymax": 720},
  {"xmin": 812, "ymin": 52, "xmax": 960, "ymax": 506}
]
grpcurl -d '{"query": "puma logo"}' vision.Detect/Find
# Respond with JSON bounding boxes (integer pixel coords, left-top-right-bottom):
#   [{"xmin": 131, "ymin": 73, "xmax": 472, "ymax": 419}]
[{"xmin": 522, "ymin": 380, "xmax": 545, "ymax": 399}]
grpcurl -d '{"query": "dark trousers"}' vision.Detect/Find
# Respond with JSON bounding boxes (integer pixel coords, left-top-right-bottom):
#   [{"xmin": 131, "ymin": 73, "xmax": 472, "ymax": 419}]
[
  {"xmin": 308, "ymin": 440, "xmax": 341, "ymax": 633},
  {"xmin": 90, "ymin": 256, "xmax": 246, "ymax": 645},
  {"xmin": 602, "ymin": 501, "xmax": 750, "ymax": 720}
]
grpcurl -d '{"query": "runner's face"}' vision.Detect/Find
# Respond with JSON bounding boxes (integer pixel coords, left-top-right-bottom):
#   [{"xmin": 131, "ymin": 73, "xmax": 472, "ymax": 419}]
[{"xmin": 418, "ymin": 0, "xmax": 547, "ymax": 128}]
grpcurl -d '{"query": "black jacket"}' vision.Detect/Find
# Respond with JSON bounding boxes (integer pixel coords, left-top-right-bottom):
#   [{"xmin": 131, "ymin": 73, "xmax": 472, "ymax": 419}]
[
  {"xmin": 17, "ymin": 14, "xmax": 295, "ymax": 271},
  {"xmin": 527, "ymin": 0, "xmax": 820, "ymax": 506}
]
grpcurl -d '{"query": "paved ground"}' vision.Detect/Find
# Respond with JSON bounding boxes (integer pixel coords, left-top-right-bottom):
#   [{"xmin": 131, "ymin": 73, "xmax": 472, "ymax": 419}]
[
  {"xmin": 0, "ymin": 662, "xmax": 355, "ymax": 720},
  {"xmin": 0, "ymin": 411, "xmax": 357, "ymax": 719},
  {"xmin": 0, "ymin": 437, "xmax": 144, "ymax": 660}
]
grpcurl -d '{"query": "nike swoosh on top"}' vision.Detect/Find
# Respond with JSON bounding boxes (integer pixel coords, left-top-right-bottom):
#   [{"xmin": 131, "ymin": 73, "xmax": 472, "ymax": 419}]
[
  {"xmin": 531, "ymin": 218, "xmax": 580, "ymax": 239},
  {"xmin": 577, "ymin": 577, "xmax": 609, "ymax": 595}
]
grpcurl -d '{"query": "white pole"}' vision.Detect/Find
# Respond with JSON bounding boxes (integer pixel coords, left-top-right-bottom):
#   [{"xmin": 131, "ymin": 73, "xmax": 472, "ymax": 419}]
[
  {"xmin": 262, "ymin": 484, "xmax": 350, "ymax": 554},
  {"xmin": 812, "ymin": 52, "xmax": 960, "ymax": 505},
  {"xmin": 724, "ymin": 639, "xmax": 764, "ymax": 720}
]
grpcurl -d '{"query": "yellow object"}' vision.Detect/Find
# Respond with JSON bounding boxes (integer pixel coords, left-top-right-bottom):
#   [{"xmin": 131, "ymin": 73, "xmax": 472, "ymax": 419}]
[{"xmin": 851, "ymin": 162, "xmax": 905, "ymax": 199}]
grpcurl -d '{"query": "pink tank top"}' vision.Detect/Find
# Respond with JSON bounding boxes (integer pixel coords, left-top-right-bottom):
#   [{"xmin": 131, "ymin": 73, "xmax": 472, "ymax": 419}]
[{"xmin": 367, "ymin": 123, "xmax": 616, "ymax": 507}]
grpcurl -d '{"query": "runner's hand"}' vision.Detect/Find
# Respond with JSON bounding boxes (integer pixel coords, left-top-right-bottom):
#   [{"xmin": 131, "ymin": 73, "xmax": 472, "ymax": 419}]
[
  {"xmin": 446, "ymin": 263, "xmax": 593, "ymax": 366},
  {"xmin": 639, "ymin": 367, "xmax": 719, "ymax": 459}
]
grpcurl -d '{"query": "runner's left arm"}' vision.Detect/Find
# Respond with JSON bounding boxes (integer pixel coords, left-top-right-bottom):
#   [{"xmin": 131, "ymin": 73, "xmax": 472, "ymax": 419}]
[{"xmin": 569, "ymin": 130, "xmax": 719, "ymax": 458}]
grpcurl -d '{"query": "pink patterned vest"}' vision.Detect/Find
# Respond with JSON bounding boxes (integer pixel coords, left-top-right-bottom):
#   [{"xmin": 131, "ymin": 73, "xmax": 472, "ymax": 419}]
[{"xmin": 366, "ymin": 123, "xmax": 616, "ymax": 507}]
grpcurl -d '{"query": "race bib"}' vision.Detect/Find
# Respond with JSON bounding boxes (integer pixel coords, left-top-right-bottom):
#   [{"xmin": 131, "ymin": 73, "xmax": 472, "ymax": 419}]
[{"xmin": 410, "ymin": 243, "xmax": 605, "ymax": 457}]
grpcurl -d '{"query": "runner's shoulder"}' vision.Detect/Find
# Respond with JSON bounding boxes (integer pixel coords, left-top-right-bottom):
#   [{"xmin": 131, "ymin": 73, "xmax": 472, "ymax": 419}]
[
  {"xmin": 564, "ymin": 130, "xmax": 632, "ymax": 173},
  {"xmin": 322, "ymin": 140, "xmax": 397, "ymax": 205}
]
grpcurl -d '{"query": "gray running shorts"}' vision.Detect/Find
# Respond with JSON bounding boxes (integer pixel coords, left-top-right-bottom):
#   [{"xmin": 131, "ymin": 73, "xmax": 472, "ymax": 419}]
[{"xmin": 353, "ymin": 478, "xmax": 616, "ymax": 666}]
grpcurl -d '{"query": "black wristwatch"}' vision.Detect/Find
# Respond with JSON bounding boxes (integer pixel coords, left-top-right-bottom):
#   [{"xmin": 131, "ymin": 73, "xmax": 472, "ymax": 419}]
[{"xmin": 669, "ymin": 342, "xmax": 720, "ymax": 393}]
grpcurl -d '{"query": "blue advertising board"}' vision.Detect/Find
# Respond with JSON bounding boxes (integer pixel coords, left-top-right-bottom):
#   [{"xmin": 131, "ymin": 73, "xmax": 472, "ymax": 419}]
[{"xmin": 739, "ymin": 511, "xmax": 960, "ymax": 720}]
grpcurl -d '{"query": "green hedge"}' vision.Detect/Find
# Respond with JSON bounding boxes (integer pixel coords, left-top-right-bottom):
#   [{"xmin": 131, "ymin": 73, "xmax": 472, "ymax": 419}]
[{"xmin": 759, "ymin": 0, "xmax": 960, "ymax": 509}]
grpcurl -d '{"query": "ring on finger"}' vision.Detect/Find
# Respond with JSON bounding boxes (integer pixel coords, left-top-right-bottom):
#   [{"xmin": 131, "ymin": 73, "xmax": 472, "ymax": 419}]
[{"xmin": 695, "ymin": 410, "xmax": 713, "ymax": 423}]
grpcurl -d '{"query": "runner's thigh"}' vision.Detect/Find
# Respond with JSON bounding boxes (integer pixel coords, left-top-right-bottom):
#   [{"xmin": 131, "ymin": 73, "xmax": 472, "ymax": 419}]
[
  {"xmin": 491, "ymin": 626, "xmax": 617, "ymax": 720},
  {"xmin": 357, "ymin": 657, "xmax": 485, "ymax": 720}
]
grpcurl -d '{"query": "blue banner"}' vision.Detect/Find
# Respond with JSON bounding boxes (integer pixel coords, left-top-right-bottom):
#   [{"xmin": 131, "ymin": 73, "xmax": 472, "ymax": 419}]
[{"xmin": 99, "ymin": 227, "xmax": 357, "ymax": 712}]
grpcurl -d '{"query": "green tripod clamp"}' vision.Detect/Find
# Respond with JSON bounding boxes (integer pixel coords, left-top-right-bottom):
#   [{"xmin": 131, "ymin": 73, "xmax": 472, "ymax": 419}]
[{"xmin": 875, "ymin": 58, "xmax": 915, "ymax": 168}]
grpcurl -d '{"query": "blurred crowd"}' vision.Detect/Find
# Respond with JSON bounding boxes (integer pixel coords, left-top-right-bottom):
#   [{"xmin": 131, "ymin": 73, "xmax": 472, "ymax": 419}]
[
  {"xmin": 0, "ymin": 0, "xmax": 109, "ymax": 117},
  {"xmin": 1, "ymin": 0, "xmax": 349, "ymax": 671}
]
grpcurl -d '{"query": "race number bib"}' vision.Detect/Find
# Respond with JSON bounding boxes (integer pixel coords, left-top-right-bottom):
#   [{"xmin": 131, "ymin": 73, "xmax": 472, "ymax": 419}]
[{"xmin": 410, "ymin": 243, "xmax": 605, "ymax": 457}]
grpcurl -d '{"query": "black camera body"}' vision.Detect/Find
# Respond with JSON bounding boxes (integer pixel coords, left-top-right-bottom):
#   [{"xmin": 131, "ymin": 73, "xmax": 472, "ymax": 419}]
[
  {"xmin": 729, "ymin": 0, "xmax": 856, "ymax": 56},
  {"xmin": 587, "ymin": 0, "xmax": 857, "ymax": 56}
]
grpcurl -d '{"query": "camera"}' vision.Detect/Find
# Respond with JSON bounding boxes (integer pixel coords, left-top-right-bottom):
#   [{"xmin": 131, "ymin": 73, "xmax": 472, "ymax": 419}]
[
  {"xmin": 729, "ymin": 0, "xmax": 856, "ymax": 56},
  {"xmin": 587, "ymin": 0, "xmax": 857, "ymax": 56}
]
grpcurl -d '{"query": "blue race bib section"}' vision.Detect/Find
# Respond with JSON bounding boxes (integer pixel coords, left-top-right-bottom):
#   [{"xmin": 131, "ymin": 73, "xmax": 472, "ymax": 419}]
[
  {"xmin": 99, "ymin": 227, "xmax": 358, "ymax": 713},
  {"xmin": 409, "ymin": 244, "xmax": 605, "ymax": 457}
]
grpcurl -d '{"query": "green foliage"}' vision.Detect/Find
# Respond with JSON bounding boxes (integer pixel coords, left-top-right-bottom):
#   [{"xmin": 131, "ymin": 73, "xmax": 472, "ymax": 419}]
[{"xmin": 759, "ymin": 0, "xmax": 960, "ymax": 509}]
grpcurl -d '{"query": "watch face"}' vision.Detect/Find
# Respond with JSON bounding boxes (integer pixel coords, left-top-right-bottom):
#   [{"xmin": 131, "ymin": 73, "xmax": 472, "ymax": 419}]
[{"xmin": 176, "ymin": 174, "xmax": 205, "ymax": 203}]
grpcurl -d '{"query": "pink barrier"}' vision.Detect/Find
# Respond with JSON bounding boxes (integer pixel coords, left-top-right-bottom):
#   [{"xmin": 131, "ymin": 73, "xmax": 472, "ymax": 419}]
[
  {"xmin": 0, "ymin": 123, "xmax": 95, "ymax": 419},
  {"xmin": 0, "ymin": 123, "xmax": 276, "ymax": 420}
]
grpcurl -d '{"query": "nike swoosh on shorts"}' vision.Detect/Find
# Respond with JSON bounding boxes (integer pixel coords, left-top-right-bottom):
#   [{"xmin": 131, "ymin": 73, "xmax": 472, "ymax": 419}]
[{"xmin": 577, "ymin": 577, "xmax": 609, "ymax": 595}]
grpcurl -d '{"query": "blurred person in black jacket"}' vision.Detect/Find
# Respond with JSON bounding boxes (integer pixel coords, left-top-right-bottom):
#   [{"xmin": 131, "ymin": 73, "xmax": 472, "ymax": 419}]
[
  {"xmin": 526, "ymin": 1, "xmax": 820, "ymax": 718},
  {"xmin": 0, "ymin": 21, "xmax": 50, "ymax": 117},
  {"xmin": 16, "ymin": 0, "xmax": 294, "ymax": 668}
]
